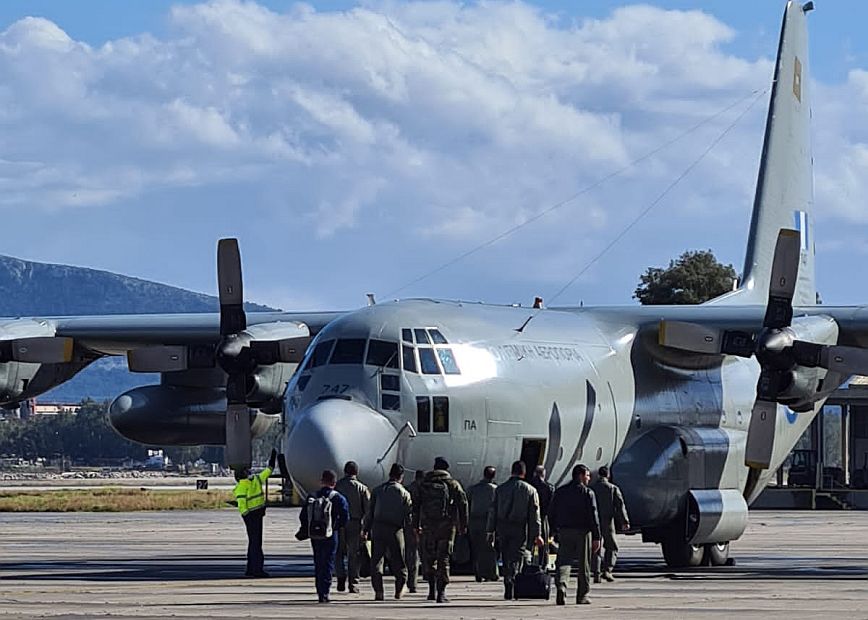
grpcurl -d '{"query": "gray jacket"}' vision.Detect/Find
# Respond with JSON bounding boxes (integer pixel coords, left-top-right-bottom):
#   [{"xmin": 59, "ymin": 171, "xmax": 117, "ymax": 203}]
[
  {"xmin": 335, "ymin": 475, "xmax": 371, "ymax": 524},
  {"xmin": 487, "ymin": 476, "xmax": 541, "ymax": 542}
]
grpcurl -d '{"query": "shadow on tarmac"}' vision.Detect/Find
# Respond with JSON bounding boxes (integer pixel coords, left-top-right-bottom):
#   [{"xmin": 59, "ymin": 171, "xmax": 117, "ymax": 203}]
[{"xmin": 3, "ymin": 555, "xmax": 868, "ymax": 583}]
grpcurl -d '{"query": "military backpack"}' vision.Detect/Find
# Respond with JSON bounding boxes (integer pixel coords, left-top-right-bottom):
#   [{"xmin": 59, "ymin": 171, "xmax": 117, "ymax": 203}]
[{"xmin": 418, "ymin": 478, "xmax": 451, "ymax": 524}]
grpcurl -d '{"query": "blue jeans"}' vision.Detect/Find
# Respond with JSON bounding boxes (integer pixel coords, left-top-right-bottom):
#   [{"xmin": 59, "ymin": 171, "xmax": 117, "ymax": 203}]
[{"xmin": 312, "ymin": 532, "xmax": 339, "ymax": 598}]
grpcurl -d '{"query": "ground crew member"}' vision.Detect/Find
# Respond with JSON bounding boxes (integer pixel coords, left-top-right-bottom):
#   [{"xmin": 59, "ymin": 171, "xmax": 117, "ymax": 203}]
[
  {"xmin": 487, "ymin": 460, "xmax": 543, "ymax": 600},
  {"xmin": 335, "ymin": 460, "xmax": 370, "ymax": 593},
  {"xmin": 233, "ymin": 448, "xmax": 276, "ymax": 578},
  {"xmin": 413, "ymin": 456, "xmax": 468, "ymax": 603},
  {"xmin": 296, "ymin": 469, "xmax": 350, "ymax": 603},
  {"xmin": 404, "ymin": 469, "xmax": 425, "ymax": 593},
  {"xmin": 590, "ymin": 465, "xmax": 630, "ymax": 583},
  {"xmin": 467, "ymin": 466, "xmax": 499, "ymax": 582},
  {"xmin": 529, "ymin": 464, "xmax": 554, "ymax": 570},
  {"xmin": 549, "ymin": 463, "xmax": 601, "ymax": 606},
  {"xmin": 365, "ymin": 463, "xmax": 413, "ymax": 600}
]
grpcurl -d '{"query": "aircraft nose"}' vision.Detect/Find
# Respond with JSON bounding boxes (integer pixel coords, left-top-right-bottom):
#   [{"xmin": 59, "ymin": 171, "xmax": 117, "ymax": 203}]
[{"xmin": 285, "ymin": 398, "xmax": 397, "ymax": 493}]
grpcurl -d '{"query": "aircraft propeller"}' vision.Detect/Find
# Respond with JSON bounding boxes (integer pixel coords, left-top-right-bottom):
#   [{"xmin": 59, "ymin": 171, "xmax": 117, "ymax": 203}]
[
  {"xmin": 659, "ymin": 229, "xmax": 868, "ymax": 496},
  {"xmin": 124, "ymin": 239, "xmax": 307, "ymax": 472}
]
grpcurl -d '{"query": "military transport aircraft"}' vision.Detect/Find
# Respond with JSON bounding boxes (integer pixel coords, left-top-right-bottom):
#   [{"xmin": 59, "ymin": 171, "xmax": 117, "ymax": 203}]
[{"xmin": 2, "ymin": 1, "xmax": 866, "ymax": 567}]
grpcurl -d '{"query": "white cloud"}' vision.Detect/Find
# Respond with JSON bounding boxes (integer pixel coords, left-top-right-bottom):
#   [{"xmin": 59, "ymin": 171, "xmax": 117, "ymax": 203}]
[{"xmin": 0, "ymin": 1, "xmax": 865, "ymax": 307}]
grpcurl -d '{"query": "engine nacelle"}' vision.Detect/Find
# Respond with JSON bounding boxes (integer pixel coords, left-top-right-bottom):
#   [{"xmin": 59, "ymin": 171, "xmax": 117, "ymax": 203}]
[
  {"xmin": 778, "ymin": 315, "xmax": 840, "ymax": 411},
  {"xmin": 0, "ymin": 319, "xmax": 91, "ymax": 406},
  {"xmin": 109, "ymin": 384, "xmax": 277, "ymax": 446},
  {"xmin": 246, "ymin": 363, "xmax": 297, "ymax": 413}
]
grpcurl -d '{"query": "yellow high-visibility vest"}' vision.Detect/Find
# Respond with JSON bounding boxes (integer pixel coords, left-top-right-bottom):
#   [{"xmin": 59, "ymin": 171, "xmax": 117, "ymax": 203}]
[{"xmin": 233, "ymin": 467, "xmax": 272, "ymax": 516}]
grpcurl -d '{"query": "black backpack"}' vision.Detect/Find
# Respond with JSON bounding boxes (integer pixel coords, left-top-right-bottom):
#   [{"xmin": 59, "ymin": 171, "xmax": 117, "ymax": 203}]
[{"xmin": 418, "ymin": 478, "xmax": 450, "ymax": 524}]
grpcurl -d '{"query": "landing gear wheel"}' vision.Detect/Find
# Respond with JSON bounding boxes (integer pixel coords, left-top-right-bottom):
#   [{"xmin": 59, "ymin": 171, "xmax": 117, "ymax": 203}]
[
  {"xmin": 661, "ymin": 539, "xmax": 704, "ymax": 568},
  {"xmin": 704, "ymin": 542, "xmax": 730, "ymax": 566}
]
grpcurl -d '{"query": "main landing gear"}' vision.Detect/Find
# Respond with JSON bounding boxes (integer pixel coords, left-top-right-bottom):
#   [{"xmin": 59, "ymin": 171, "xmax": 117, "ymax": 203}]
[{"xmin": 661, "ymin": 539, "xmax": 730, "ymax": 568}]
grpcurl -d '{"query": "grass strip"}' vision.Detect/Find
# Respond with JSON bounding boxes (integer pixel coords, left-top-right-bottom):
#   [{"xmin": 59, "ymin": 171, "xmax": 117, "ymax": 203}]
[{"xmin": 0, "ymin": 487, "xmax": 232, "ymax": 512}]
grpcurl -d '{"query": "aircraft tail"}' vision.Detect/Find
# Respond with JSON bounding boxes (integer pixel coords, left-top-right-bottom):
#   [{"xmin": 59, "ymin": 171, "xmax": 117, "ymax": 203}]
[{"xmin": 712, "ymin": 1, "xmax": 815, "ymax": 306}]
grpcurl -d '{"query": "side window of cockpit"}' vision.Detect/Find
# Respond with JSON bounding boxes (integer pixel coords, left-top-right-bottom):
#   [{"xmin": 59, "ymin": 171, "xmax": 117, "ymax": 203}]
[
  {"xmin": 331, "ymin": 339, "xmax": 366, "ymax": 364},
  {"xmin": 310, "ymin": 340, "xmax": 335, "ymax": 367},
  {"xmin": 402, "ymin": 345, "xmax": 417, "ymax": 373},
  {"xmin": 418, "ymin": 348, "xmax": 440, "ymax": 375},
  {"xmin": 433, "ymin": 397, "xmax": 449, "ymax": 432},
  {"xmin": 367, "ymin": 340, "xmax": 399, "ymax": 368},
  {"xmin": 417, "ymin": 396, "xmax": 431, "ymax": 432},
  {"xmin": 402, "ymin": 329, "xmax": 413, "ymax": 343}
]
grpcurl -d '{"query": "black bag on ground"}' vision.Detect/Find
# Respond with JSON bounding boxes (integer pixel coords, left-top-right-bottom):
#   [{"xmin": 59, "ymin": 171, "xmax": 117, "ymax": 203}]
[{"xmin": 513, "ymin": 550, "xmax": 551, "ymax": 600}]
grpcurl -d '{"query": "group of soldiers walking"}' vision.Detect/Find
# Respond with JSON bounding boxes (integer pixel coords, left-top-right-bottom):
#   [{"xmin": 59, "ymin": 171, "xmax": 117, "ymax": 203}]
[{"xmin": 234, "ymin": 453, "xmax": 628, "ymax": 605}]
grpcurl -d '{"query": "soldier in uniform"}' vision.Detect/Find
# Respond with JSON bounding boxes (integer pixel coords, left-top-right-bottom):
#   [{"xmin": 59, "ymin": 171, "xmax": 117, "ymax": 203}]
[
  {"xmin": 487, "ymin": 460, "xmax": 543, "ymax": 600},
  {"xmin": 413, "ymin": 456, "xmax": 468, "ymax": 603},
  {"xmin": 467, "ymin": 466, "xmax": 499, "ymax": 582},
  {"xmin": 590, "ymin": 465, "xmax": 630, "ymax": 583},
  {"xmin": 549, "ymin": 463, "xmax": 601, "ymax": 606},
  {"xmin": 529, "ymin": 464, "xmax": 554, "ymax": 570},
  {"xmin": 335, "ymin": 460, "xmax": 371, "ymax": 593},
  {"xmin": 365, "ymin": 463, "xmax": 413, "ymax": 600},
  {"xmin": 404, "ymin": 469, "xmax": 425, "ymax": 593}
]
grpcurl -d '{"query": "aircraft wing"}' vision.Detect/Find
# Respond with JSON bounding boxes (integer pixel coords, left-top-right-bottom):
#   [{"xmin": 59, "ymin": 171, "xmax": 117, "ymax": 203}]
[
  {"xmin": 45, "ymin": 310, "xmax": 346, "ymax": 354},
  {"xmin": 576, "ymin": 304, "xmax": 868, "ymax": 348}
]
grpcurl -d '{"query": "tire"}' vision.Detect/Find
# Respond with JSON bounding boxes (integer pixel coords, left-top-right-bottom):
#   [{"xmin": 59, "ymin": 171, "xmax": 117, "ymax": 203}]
[
  {"xmin": 661, "ymin": 539, "xmax": 704, "ymax": 568},
  {"xmin": 704, "ymin": 542, "xmax": 730, "ymax": 566}
]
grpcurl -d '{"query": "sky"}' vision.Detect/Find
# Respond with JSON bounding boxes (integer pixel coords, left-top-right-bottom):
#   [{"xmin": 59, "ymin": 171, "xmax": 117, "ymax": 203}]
[{"xmin": 0, "ymin": 0, "xmax": 866, "ymax": 312}]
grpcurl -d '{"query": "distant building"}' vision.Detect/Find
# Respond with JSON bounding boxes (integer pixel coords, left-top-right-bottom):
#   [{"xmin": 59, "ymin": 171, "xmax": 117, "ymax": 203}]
[{"xmin": 31, "ymin": 401, "xmax": 81, "ymax": 416}]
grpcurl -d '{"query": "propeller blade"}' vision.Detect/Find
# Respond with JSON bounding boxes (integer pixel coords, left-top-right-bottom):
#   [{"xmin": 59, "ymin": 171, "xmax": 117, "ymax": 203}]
[
  {"xmin": 763, "ymin": 229, "xmax": 801, "ymax": 329},
  {"xmin": 249, "ymin": 339, "xmax": 306, "ymax": 364},
  {"xmin": 217, "ymin": 238, "xmax": 246, "ymax": 336},
  {"xmin": 0, "ymin": 337, "xmax": 74, "ymax": 363},
  {"xmin": 658, "ymin": 321, "xmax": 723, "ymax": 354},
  {"xmin": 744, "ymin": 398, "xmax": 778, "ymax": 471},
  {"xmin": 127, "ymin": 344, "xmax": 216, "ymax": 373},
  {"xmin": 819, "ymin": 345, "xmax": 868, "ymax": 376},
  {"xmin": 225, "ymin": 402, "xmax": 252, "ymax": 470},
  {"xmin": 127, "ymin": 346, "xmax": 189, "ymax": 373}
]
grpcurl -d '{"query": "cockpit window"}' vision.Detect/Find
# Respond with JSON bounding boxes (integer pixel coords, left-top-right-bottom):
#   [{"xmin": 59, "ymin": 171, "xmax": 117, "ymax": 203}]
[
  {"xmin": 402, "ymin": 345, "xmax": 417, "ymax": 373},
  {"xmin": 418, "ymin": 347, "xmax": 440, "ymax": 375},
  {"xmin": 310, "ymin": 340, "xmax": 335, "ymax": 367},
  {"xmin": 366, "ymin": 340, "xmax": 399, "ymax": 368},
  {"xmin": 402, "ymin": 328, "xmax": 413, "ymax": 343},
  {"xmin": 414, "ymin": 328, "xmax": 430, "ymax": 345},
  {"xmin": 436, "ymin": 348, "xmax": 460, "ymax": 374},
  {"xmin": 330, "ymin": 338, "xmax": 366, "ymax": 364},
  {"xmin": 429, "ymin": 329, "xmax": 448, "ymax": 344}
]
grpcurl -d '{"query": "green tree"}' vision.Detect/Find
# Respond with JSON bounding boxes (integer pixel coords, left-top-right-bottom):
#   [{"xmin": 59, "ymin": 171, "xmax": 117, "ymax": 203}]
[{"xmin": 634, "ymin": 250, "xmax": 737, "ymax": 305}]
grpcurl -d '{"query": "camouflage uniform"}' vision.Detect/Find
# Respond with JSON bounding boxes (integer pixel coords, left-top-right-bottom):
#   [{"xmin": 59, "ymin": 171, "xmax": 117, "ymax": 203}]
[
  {"xmin": 467, "ymin": 478, "xmax": 499, "ymax": 581},
  {"xmin": 487, "ymin": 476, "xmax": 541, "ymax": 598},
  {"xmin": 334, "ymin": 474, "xmax": 371, "ymax": 591},
  {"xmin": 404, "ymin": 477, "xmax": 423, "ymax": 591},
  {"xmin": 590, "ymin": 476, "xmax": 629, "ymax": 579},
  {"xmin": 413, "ymin": 469, "xmax": 468, "ymax": 599},
  {"xmin": 366, "ymin": 479, "xmax": 413, "ymax": 598}
]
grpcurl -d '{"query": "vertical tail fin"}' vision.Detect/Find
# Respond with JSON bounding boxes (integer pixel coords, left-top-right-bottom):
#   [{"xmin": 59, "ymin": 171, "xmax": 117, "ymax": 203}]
[{"xmin": 713, "ymin": 1, "xmax": 815, "ymax": 306}]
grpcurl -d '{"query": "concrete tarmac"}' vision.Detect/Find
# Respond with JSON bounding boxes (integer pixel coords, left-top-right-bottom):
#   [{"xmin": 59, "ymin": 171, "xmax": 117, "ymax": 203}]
[{"xmin": 1, "ymin": 509, "xmax": 866, "ymax": 619}]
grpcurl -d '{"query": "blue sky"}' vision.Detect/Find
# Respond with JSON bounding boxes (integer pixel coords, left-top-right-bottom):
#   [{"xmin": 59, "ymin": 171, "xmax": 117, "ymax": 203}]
[{"xmin": 0, "ymin": 1, "xmax": 866, "ymax": 311}]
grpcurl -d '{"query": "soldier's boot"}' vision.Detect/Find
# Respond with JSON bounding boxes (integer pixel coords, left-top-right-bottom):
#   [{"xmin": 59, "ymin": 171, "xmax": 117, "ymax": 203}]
[
  {"xmin": 556, "ymin": 589, "xmax": 565, "ymax": 606},
  {"xmin": 395, "ymin": 576, "xmax": 406, "ymax": 600},
  {"xmin": 337, "ymin": 577, "xmax": 346, "ymax": 592},
  {"xmin": 593, "ymin": 573, "xmax": 602, "ymax": 584},
  {"xmin": 374, "ymin": 591, "xmax": 384, "ymax": 601},
  {"xmin": 436, "ymin": 581, "xmax": 449, "ymax": 604},
  {"xmin": 427, "ymin": 578, "xmax": 436, "ymax": 601},
  {"xmin": 504, "ymin": 580, "xmax": 514, "ymax": 601},
  {"xmin": 603, "ymin": 572, "xmax": 615, "ymax": 582}
]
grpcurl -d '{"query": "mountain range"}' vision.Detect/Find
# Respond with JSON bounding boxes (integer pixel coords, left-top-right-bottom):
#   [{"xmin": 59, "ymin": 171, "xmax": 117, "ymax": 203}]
[{"xmin": 0, "ymin": 254, "xmax": 278, "ymax": 402}]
